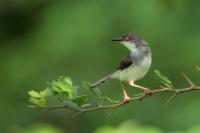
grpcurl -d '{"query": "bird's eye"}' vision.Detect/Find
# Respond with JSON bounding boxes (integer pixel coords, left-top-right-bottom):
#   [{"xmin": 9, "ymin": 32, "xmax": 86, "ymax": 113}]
[{"xmin": 124, "ymin": 36, "xmax": 129, "ymax": 41}]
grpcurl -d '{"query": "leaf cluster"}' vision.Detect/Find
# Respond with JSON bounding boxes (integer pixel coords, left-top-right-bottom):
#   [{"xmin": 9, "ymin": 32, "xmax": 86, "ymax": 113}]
[
  {"xmin": 28, "ymin": 77, "xmax": 88, "ymax": 109},
  {"xmin": 28, "ymin": 77, "xmax": 117, "ymax": 110}
]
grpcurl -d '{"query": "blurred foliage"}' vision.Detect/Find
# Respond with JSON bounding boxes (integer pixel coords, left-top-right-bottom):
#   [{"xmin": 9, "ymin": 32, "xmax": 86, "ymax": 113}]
[
  {"xmin": 95, "ymin": 121, "xmax": 163, "ymax": 133},
  {"xmin": 95, "ymin": 121, "xmax": 200, "ymax": 133},
  {"xmin": 16, "ymin": 121, "xmax": 200, "ymax": 133},
  {"xmin": 0, "ymin": 0, "xmax": 200, "ymax": 133},
  {"xmin": 20, "ymin": 123, "xmax": 63, "ymax": 133}
]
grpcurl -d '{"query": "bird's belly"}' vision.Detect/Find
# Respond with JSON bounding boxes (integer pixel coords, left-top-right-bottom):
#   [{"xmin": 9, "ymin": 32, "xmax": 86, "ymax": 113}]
[{"xmin": 119, "ymin": 57, "xmax": 151, "ymax": 82}]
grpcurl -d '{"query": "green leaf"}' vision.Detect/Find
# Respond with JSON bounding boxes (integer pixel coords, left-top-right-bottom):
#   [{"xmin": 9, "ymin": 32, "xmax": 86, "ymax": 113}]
[
  {"xmin": 98, "ymin": 97, "xmax": 119, "ymax": 104},
  {"xmin": 29, "ymin": 97, "xmax": 47, "ymax": 107},
  {"xmin": 72, "ymin": 95, "xmax": 88, "ymax": 107},
  {"xmin": 28, "ymin": 89, "xmax": 49, "ymax": 107},
  {"xmin": 28, "ymin": 90, "xmax": 41, "ymax": 98},
  {"xmin": 48, "ymin": 76, "xmax": 74, "ymax": 98},
  {"xmin": 39, "ymin": 89, "xmax": 48, "ymax": 97},
  {"xmin": 28, "ymin": 89, "xmax": 48, "ymax": 99},
  {"xmin": 28, "ymin": 76, "xmax": 88, "ymax": 109},
  {"xmin": 154, "ymin": 70, "xmax": 174, "ymax": 89}
]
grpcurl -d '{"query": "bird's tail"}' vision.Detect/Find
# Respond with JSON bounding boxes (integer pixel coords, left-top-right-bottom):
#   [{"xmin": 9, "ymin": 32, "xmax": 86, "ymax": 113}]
[{"xmin": 90, "ymin": 74, "xmax": 113, "ymax": 89}]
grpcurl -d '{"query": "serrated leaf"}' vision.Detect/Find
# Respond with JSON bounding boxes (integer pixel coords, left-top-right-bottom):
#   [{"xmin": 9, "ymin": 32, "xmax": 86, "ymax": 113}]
[
  {"xmin": 154, "ymin": 70, "xmax": 174, "ymax": 89},
  {"xmin": 28, "ymin": 76, "xmax": 83, "ymax": 109},
  {"xmin": 28, "ymin": 89, "xmax": 48, "ymax": 98},
  {"xmin": 61, "ymin": 76, "xmax": 72, "ymax": 87},
  {"xmin": 28, "ymin": 89, "xmax": 49, "ymax": 107},
  {"xmin": 48, "ymin": 76, "xmax": 74, "ymax": 98},
  {"xmin": 72, "ymin": 95, "xmax": 88, "ymax": 107},
  {"xmin": 28, "ymin": 90, "xmax": 41, "ymax": 98},
  {"xmin": 39, "ymin": 89, "xmax": 48, "ymax": 97},
  {"xmin": 58, "ymin": 76, "xmax": 73, "ymax": 93},
  {"xmin": 29, "ymin": 97, "xmax": 46, "ymax": 107},
  {"xmin": 98, "ymin": 97, "xmax": 119, "ymax": 104}
]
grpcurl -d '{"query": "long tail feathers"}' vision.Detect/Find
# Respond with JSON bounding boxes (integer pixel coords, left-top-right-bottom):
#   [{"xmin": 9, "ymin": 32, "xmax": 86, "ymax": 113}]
[{"xmin": 90, "ymin": 74, "xmax": 113, "ymax": 89}]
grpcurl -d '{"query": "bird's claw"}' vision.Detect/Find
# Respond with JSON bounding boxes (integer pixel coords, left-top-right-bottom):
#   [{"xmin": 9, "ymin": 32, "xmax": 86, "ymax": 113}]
[
  {"xmin": 144, "ymin": 89, "xmax": 152, "ymax": 95},
  {"xmin": 123, "ymin": 96, "xmax": 130, "ymax": 103}
]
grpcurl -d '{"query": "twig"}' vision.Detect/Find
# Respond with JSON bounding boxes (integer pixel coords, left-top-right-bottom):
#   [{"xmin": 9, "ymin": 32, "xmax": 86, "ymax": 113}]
[
  {"xmin": 181, "ymin": 72, "xmax": 194, "ymax": 86},
  {"xmin": 43, "ymin": 73, "xmax": 200, "ymax": 118},
  {"xmin": 162, "ymin": 93, "xmax": 177, "ymax": 107}
]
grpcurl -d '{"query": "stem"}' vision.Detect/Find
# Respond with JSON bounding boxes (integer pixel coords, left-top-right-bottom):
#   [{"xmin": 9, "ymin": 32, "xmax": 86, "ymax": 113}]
[{"xmin": 43, "ymin": 74, "xmax": 200, "ymax": 118}]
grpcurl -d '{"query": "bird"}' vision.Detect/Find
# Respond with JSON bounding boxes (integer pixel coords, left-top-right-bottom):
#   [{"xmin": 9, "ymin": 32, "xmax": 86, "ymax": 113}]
[{"xmin": 90, "ymin": 32, "xmax": 152, "ymax": 102}]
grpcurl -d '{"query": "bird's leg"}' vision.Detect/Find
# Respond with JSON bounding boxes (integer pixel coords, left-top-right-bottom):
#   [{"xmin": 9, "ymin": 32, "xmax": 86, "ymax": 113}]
[
  {"xmin": 120, "ymin": 81, "xmax": 130, "ymax": 102},
  {"xmin": 128, "ymin": 81, "xmax": 152, "ymax": 95}
]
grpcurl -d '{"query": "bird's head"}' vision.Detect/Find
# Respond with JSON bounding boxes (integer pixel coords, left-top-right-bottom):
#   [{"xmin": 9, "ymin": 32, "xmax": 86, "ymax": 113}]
[{"xmin": 112, "ymin": 33, "xmax": 147, "ymax": 51}]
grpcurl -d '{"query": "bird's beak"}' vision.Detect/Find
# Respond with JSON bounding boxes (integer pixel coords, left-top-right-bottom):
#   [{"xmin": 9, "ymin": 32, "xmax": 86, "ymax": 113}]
[{"xmin": 112, "ymin": 37, "xmax": 122, "ymax": 42}]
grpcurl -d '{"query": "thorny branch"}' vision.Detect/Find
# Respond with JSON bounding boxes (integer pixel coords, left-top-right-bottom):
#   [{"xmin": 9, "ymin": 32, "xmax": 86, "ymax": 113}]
[{"xmin": 44, "ymin": 73, "xmax": 200, "ymax": 118}]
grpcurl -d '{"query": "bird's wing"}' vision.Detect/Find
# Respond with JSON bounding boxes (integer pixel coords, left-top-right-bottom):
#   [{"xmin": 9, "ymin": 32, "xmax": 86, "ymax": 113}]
[{"xmin": 117, "ymin": 53, "xmax": 133, "ymax": 70}]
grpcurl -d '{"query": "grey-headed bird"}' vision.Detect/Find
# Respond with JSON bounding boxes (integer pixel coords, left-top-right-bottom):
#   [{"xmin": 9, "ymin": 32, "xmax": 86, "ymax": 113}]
[{"xmin": 90, "ymin": 33, "xmax": 152, "ymax": 102}]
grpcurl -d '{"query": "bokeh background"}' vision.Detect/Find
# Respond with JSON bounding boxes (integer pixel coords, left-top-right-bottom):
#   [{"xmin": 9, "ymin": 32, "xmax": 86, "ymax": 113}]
[{"xmin": 0, "ymin": 0, "xmax": 200, "ymax": 133}]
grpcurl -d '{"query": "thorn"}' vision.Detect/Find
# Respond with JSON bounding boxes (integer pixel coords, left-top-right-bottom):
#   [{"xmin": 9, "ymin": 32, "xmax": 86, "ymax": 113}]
[
  {"xmin": 181, "ymin": 72, "xmax": 194, "ymax": 86},
  {"xmin": 72, "ymin": 111, "xmax": 83, "ymax": 119},
  {"xmin": 162, "ymin": 93, "xmax": 177, "ymax": 108},
  {"xmin": 160, "ymin": 86, "xmax": 166, "ymax": 89},
  {"xmin": 107, "ymin": 108, "xmax": 116, "ymax": 117},
  {"xmin": 139, "ymin": 95, "xmax": 145, "ymax": 102},
  {"xmin": 139, "ymin": 97, "xmax": 144, "ymax": 102}
]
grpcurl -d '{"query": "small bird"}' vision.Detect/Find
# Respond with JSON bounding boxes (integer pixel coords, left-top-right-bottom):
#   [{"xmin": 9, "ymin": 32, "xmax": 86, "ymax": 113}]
[{"xmin": 90, "ymin": 33, "xmax": 152, "ymax": 102}]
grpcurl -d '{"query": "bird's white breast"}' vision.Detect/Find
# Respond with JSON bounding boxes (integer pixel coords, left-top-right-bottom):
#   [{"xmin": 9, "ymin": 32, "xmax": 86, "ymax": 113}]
[{"xmin": 116, "ymin": 55, "xmax": 151, "ymax": 82}]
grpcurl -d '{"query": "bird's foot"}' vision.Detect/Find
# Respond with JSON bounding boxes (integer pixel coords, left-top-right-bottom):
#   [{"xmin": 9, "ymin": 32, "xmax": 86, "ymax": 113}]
[
  {"xmin": 144, "ymin": 88, "xmax": 152, "ymax": 95},
  {"xmin": 123, "ymin": 95, "xmax": 130, "ymax": 103}
]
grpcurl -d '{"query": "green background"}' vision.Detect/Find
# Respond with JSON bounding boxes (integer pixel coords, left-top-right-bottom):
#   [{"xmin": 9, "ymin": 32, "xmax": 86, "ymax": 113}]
[{"xmin": 0, "ymin": 0, "xmax": 200, "ymax": 133}]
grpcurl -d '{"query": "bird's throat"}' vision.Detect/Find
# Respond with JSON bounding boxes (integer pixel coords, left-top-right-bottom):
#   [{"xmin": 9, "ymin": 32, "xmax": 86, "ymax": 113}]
[{"xmin": 122, "ymin": 41, "xmax": 136, "ymax": 51}]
